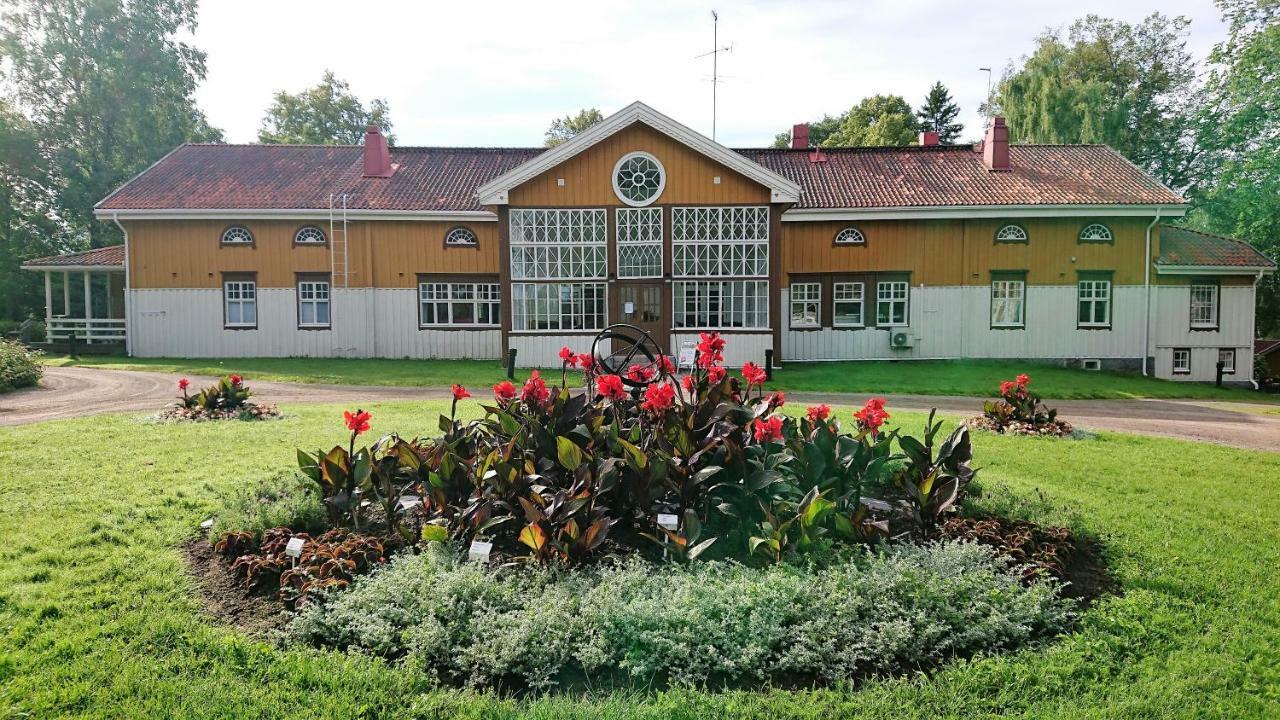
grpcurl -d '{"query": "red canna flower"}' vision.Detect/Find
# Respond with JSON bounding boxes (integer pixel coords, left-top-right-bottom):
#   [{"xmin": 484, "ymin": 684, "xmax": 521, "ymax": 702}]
[
  {"xmin": 696, "ymin": 332, "xmax": 725, "ymax": 368},
  {"xmin": 1016, "ymin": 373, "xmax": 1030, "ymax": 387},
  {"xmin": 770, "ymin": 391, "xmax": 786, "ymax": 407},
  {"xmin": 598, "ymin": 374, "xmax": 627, "ymax": 401},
  {"xmin": 178, "ymin": 378, "xmax": 190, "ymax": 391},
  {"xmin": 752, "ymin": 414, "xmax": 784, "ymax": 443},
  {"xmin": 681, "ymin": 375, "xmax": 696, "ymax": 393},
  {"xmin": 626, "ymin": 364, "xmax": 654, "ymax": 383},
  {"xmin": 853, "ymin": 397, "xmax": 890, "ymax": 436},
  {"xmin": 521, "ymin": 370, "xmax": 550, "ymax": 406},
  {"xmin": 707, "ymin": 365, "xmax": 726, "ymax": 384},
  {"xmin": 641, "ymin": 382, "xmax": 676, "ymax": 413},
  {"xmin": 806, "ymin": 404, "xmax": 831, "ymax": 422},
  {"xmin": 741, "ymin": 361, "xmax": 767, "ymax": 387},
  {"xmin": 659, "ymin": 356, "xmax": 675, "ymax": 375},
  {"xmin": 451, "ymin": 384, "xmax": 471, "ymax": 401},
  {"xmin": 229, "ymin": 374, "xmax": 243, "ymax": 386},
  {"xmin": 493, "ymin": 380, "xmax": 517, "ymax": 402},
  {"xmin": 999, "ymin": 380, "xmax": 1016, "ymax": 396},
  {"xmin": 577, "ymin": 354, "xmax": 594, "ymax": 373},
  {"xmin": 559, "ymin": 346, "xmax": 578, "ymax": 367},
  {"xmin": 343, "ymin": 409, "xmax": 372, "ymax": 435}
]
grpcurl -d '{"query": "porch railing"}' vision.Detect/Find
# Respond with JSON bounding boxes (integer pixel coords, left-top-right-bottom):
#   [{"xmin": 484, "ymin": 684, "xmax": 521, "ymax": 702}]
[{"xmin": 47, "ymin": 317, "xmax": 126, "ymax": 344}]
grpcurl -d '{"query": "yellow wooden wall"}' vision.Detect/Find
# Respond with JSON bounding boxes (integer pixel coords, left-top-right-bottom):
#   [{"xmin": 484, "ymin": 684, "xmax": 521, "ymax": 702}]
[{"xmin": 507, "ymin": 122, "xmax": 771, "ymax": 207}]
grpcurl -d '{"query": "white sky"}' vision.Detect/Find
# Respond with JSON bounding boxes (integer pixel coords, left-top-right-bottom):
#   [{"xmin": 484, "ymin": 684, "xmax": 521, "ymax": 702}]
[{"xmin": 193, "ymin": 0, "xmax": 1227, "ymax": 147}]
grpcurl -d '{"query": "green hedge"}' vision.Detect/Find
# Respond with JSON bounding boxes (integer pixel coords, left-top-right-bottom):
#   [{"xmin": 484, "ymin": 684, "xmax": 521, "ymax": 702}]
[{"xmin": 0, "ymin": 340, "xmax": 42, "ymax": 393}]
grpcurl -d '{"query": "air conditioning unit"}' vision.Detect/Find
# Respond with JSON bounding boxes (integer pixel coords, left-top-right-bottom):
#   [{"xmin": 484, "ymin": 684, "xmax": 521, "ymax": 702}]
[{"xmin": 890, "ymin": 331, "xmax": 913, "ymax": 349}]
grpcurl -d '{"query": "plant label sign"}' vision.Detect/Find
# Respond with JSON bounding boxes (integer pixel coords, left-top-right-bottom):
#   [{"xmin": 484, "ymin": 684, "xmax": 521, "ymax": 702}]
[
  {"xmin": 468, "ymin": 541, "xmax": 493, "ymax": 563},
  {"xmin": 657, "ymin": 513, "xmax": 679, "ymax": 531},
  {"xmin": 284, "ymin": 537, "xmax": 305, "ymax": 559},
  {"xmin": 397, "ymin": 495, "xmax": 421, "ymax": 512}
]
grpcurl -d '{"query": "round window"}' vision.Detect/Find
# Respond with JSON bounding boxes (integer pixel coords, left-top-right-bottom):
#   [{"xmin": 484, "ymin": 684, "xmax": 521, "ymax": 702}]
[{"xmin": 612, "ymin": 152, "xmax": 666, "ymax": 206}]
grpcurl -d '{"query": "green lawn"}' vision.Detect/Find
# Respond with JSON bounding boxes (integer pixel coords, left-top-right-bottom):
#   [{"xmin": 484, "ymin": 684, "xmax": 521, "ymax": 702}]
[
  {"xmin": 42, "ymin": 355, "xmax": 1269, "ymax": 401},
  {"xmin": 1, "ymin": 401, "xmax": 1278, "ymax": 718}
]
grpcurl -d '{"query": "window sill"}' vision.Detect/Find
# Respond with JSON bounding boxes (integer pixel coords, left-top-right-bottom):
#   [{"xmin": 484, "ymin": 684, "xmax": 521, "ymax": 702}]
[
  {"xmin": 833, "ymin": 324, "xmax": 867, "ymax": 330},
  {"xmin": 991, "ymin": 324, "xmax": 1026, "ymax": 330},
  {"xmin": 298, "ymin": 325, "xmax": 331, "ymax": 331},
  {"xmin": 224, "ymin": 325, "xmax": 257, "ymax": 330},
  {"xmin": 1078, "ymin": 324, "xmax": 1112, "ymax": 330},
  {"xmin": 1189, "ymin": 325, "xmax": 1220, "ymax": 332},
  {"xmin": 419, "ymin": 325, "xmax": 501, "ymax": 331}
]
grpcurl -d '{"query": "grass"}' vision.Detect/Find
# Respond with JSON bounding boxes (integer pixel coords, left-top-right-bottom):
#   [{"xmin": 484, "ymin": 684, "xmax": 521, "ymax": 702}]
[
  {"xmin": 42, "ymin": 354, "xmax": 1270, "ymax": 401},
  {"xmin": 2, "ymin": 401, "xmax": 1278, "ymax": 717}
]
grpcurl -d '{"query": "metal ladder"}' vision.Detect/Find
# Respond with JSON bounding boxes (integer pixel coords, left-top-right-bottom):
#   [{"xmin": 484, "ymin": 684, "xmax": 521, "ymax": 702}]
[{"xmin": 329, "ymin": 193, "xmax": 350, "ymax": 287}]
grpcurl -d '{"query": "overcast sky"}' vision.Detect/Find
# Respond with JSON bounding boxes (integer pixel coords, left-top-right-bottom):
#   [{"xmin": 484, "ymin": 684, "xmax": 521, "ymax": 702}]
[{"xmin": 193, "ymin": 0, "xmax": 1227, "ymax": 148}]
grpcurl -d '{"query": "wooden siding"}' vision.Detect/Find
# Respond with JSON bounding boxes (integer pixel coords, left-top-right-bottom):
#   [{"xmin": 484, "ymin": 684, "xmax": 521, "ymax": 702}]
[
  {"xmin": 783, "ymin": 217, "xmax": 1154, "ymax": 286},
  {"xmin": 126, "ymin": 219, "xmax": 497, "ymax": 289},
  {"xmin": 506, "ymin": 122, "xmax": 771, "ymax": 207}
]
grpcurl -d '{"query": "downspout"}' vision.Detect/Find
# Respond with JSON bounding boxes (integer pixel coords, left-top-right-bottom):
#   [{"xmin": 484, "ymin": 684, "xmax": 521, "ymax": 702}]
[
  {"xmin": 1252, "ymin": 269, "xmax": 1265, "ymax": 390},
  {"xmin": 1142, "ymin": 208, "xmax": 1162, "ymax": 376},
  {"xmin": 112, "ymin": 213, "xmax": 132, "ymax": 357}
]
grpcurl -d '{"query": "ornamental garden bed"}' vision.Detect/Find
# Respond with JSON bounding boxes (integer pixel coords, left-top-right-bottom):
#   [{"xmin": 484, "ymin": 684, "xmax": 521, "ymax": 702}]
[
  {"xmin": 157, "ymin": 375, "xmax": 282, "ymax": 422},
  {"xmin": 190, "ymin": 336, "xmax": 1104, "ymax": 692},
  {"xmin": 970, "ymin": 374, "xmax": 1075, "ymax": 437}
]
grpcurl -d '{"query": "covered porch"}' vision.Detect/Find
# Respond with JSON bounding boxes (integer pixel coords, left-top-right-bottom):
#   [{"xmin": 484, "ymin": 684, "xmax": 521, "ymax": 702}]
[{"xmin": 21, "ymin": 245, "xmax": 127, "ymax": 346}]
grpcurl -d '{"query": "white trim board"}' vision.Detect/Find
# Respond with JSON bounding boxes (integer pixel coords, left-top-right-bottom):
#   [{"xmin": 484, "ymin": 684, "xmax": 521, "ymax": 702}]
[
  {"xmin": 781, "ymin": 204, "xmax": 1188, "ymax": 221},
  {"xmin": 93, "ymin": 209, "xmax": 497, "ymax": 222},
  {"xmin": 1155, "ymin": 265, "xmax": 1275, "ymax": 275}
]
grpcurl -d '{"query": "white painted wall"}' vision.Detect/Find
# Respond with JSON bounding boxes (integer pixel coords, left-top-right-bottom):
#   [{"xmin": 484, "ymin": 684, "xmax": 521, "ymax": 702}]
[
  {"xmin": 670, "ymin": 332, "xmax": 773, "ymax": 368},
  {"xmin": 1150, "ymin": 284, "xmax": 1256, "ymax": 381}
]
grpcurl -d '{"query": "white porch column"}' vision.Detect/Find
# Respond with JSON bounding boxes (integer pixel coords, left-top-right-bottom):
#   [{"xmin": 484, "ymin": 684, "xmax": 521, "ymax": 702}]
[
  {"xmin": 83, "ymin": 271, "xmax": 93, "ymax": 344},
  {"xmin": 106, "ymin": 274, "xmax": 115, "ymax": 318},
  {"xmin": 62, "ymin": 271, "xmax": 70, "ymax": 316},
  {"xmin": 44, "ymin": 271, "xmax": 52, "ymax": 342}
]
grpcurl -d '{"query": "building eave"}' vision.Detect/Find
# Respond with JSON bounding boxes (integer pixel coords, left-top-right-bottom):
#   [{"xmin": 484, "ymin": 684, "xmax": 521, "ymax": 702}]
[
  {"xmin": 1154, "ymin": 264, "xmax": 1275, "ymax": 275},
  {"xmin": 781, "ymin": 204, "xmax": 1189, "ymax": 221},
  {"xmin": 93, "ymin": 208, "xmax": 498, "ymax": 222},
  {"xmin": 21, "ymin": 264, "xmax": 125, "ymax": 272}
]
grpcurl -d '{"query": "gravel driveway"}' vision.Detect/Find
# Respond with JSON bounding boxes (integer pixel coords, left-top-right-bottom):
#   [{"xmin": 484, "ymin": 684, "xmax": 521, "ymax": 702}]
[{"xmin": 2, "ymin": 366, "xmax": 1277, "ymax": 451}]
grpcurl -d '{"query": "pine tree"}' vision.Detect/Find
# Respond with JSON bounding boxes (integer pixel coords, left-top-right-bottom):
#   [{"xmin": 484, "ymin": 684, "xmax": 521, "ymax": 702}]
[{"xmin": 916, "ymin": 82, "xmax": 964, "ymax": 144}]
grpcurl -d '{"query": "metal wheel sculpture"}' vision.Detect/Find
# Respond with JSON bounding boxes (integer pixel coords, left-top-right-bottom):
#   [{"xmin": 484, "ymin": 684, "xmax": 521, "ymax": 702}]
[{"xmin": 591, "ymin": 323, "xmax": 667, "ymax": 388}]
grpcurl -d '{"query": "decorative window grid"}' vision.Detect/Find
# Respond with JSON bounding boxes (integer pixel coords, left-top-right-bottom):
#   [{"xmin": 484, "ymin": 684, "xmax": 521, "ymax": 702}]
[
  {"xmin": 510, "ymin": 209, "xmax": 608, "ymax": 280},
  {"xmin": 1079, "ymin": 223, "xmax": 1113, "ymax": 242},
  {"xmin": 1172, "ymin": 348, "xmax": 1191, "ymax": 374},
  {"xmin": 221, "ymin": 226, "xmax": 253, "ymax": 245},
  {"xmin": 1190, "ymin": 284, "xmax": 1218, "ymax": 328},
  {"xmin": 876, "ymin": 281, "xmax": 909, "ymax": 326},
  {"xmin": 616, "ymin": 207, "xmax": 663, "ymax": 278},
  {"xmin": 511, "ymin": 282, "xmax": 606, "ymax": 331},
  {"xmin": 673, "ymin": 280, "xmax": 768, "ymax": 330},
  {"xmin": 991, "ymin": 279, "xmax": 1025, "ymax": 327},
  {"xmin": 1077, "ymin": 279, "xmax": 1112, "ymax": 326},
  {"xmin": 298, "ymin": 280, "xmax": 331, "ymax": 327},
  {"xmin": 445, "ymin": 227, "xmax": 479, "ymax": 247},
  {"xmin": 672, "ymin": 206, "xmax": 769, "ymax": 277},
  {"xmin": 419, "ymin": 282, "xmax": 500, "ymax": 327},
  {"xmin": 995, "ymin": 224, "xmax": 1028, "ymax": 243},
  {"xmin": 612, "ymin": 152, "xmax": 666, "ymax": 207},
  {"xmin": 294, "ymin": 226, "xmax": 326, "ymax": 245},
  {"xmin": 834, "ymin": 227, "xmax": 866, "ymax": 245},
  {"xmin": 789, "ymin": 283, "xmax": 821, "ymax": 328},
  {"xmin": 1218, "ymin": 348, "xmax": 1235, "ymax": 373},
  {"xmin": 833, "ymin": 282, "xmax": 864, "ymax": 327},
  {"xmin": 224, "ymin": 280, "xmax": 257, "ymax": 327}
]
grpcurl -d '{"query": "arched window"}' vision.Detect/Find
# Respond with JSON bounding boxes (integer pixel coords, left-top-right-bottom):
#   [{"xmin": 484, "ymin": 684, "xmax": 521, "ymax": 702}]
[
  {"xmin": 294, "ymin": 226, "xmax": 326, "ymax": 245},
  {"xmin": 220, "ymin": 226, "xmax": 253, "ymax": 245},
  {"xmin": 995, "ymin": 224, "xmax": 1028, "ymax": 243},
  {"xmin": 1078, "ymin": 223, "xmax": 1113, "ymax": 243},
  {"xmin": 834, "ymin": 227, "xmax": 866, "ymax": 246},
  {"xmin": 444, "ymin": 226, "xmax": 479, "ymax": 247},
  {"xmin": 612, "ymin": 151, "xmax": 666, "ymax": 206}
]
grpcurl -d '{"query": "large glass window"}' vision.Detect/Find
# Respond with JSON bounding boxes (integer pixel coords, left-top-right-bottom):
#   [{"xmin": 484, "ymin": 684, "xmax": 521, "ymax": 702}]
[
  {"xmin": 419, "ymin": 281, "xmax": 500, "ymax": 327},
  {"xmin": 511, "ymin": 282, "xmax": 606, "ymax": 331},
  {"xmin": 789, "ymin": 283, "xmax": 821, "ymax": 328},
  {"xmin": 1078, "ymin": 278, "xmax": 1112, "ymax": 327},
  {"xmin": 297, "ymin": 279, "xmax": 330, "ymax": 328},
  {"xmin": 991, "ymin": 278, "xmax": 1025, "ymax": 328},
  {"xmin": 224, "ymin": 280, "xmax": 257, "ymax": 328},
  {"xmin": 672, "ymin": 206, "xmax": 769, "ymax": 277},
  {"xmin": 673, "ymin": 280, "xmax": 768, "ymax": 329},
  {"xmin": 616, "ymin": 207, "xmax": 663, "ymax": 278},
  {"xmin": 1190, "ymin": 284, "xmax": 1218, "ymax": 328},
  {"xmin": 509, "ymin": 209, "xmax": 608, "ymax": 280},
  {"xmin": 876, "ymin": 281, "xmax": 909, "ymax": 326},
  {"xmin": 833, "ymin": 282, "xmax": 864, "ymax": 327}
]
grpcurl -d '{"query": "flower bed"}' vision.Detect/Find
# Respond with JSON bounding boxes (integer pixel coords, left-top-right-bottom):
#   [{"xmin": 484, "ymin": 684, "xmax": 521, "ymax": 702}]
[
  {"xmin": 159, "ymin": 375, "xmax": 281, "ymax": 421},
  {"xmin": 972, "ymin": 373, "xmax": 1073, "ymax": 437}
]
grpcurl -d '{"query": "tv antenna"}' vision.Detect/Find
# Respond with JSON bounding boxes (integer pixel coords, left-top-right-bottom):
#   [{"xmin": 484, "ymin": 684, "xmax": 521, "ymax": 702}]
[
  {"xmin": 979, "ymin": 66, "xmax": 993, "ymax": 115},
  {"xmin": 695, "ymin": 10, "xmax": 733, "ymax": 140}
]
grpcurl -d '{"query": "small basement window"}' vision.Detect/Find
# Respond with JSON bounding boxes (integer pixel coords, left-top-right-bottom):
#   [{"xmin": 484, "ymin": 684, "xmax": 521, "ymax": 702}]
[
  {"xmin": 1081, "ymin": 358, "xmax": 1102, "ymax": 371},
  {"xmin": 1218, "ymin": 348, "xmax": 1235, "ymax": 374},
  {"xmin": 1172, "ymin": 348, "xmax": 1191, "ymax": 375}
]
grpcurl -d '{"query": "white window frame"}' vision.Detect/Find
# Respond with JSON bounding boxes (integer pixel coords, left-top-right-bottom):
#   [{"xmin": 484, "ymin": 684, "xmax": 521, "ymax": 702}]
[
  {"xmin": 418, "ymin": 281, "xmax": 501, "ymax": 328},
  {"xmin": 1079, "ymin": 223, "xmax": 1113, "ymax": 242},
  {"xmin": 220, "ymin": 226, "xmax": 253, "ymax": 245},
  {"xmin": 1078, "ymin": 278, "xmax": 1112, "ymax": 328},
  {"xmin": 833, "ymin": 282, "xmax": 865, "ymax": 328},
  {"xmin": 789, "ymin": 283, "xmax": 821, "ymax": 328},
  {"xmin": 995, "ymin": 224, "xmax": 1028, "ymax": 243},
  {"xmin": 1172, "ymin": 348, "xmax": 1191, "ymax": 375},
  {"xmin": 1218, "ymin": 348, "xmax": 1236, "ymax": 374},
  {"xmin": 611, "ymin": 151, "xmax": 666, "ymax": 207},
  {"xmin": 297, "ymin": 279, "xmax": 331, "ymax": 328},
  {"xmin": 672, "ymin": 206, "xmax": 769, "ymax": 278},
  {"xmin": 294, "ymin": 226, "xmax": 326, "ymax": 245},
  {"xmin": 509, "ymin": 209, "xmax": 608, "ymax": 280},
  {"xmin": 616, "ymin": 207, "xmax": 663, "ymax": 279},
  {"xmin": 834, "ymin": 227, "xmax": 866, "ymax": 246},
  {"xmin": 510, "ymin": 282, "xmax": 607, "ymax": 332},
  {"xmin": 1190, "ymin": 284, "xmax": 1218, "ymax": 329},
  {"xmin": 991, "ymin": 278, "xmax": 1026, "ymax": 328},
  {"xmin": 223, "ymin": 280, "xmax": 257, "ymax": 328},
  {"xmin": 673, "ymin": 280, "xmax": 769, "ymax": 330},
  {"xmin": 876, "ymin": 280, "xmax": 909, "ymax": 327},
  {"xmin": 445, "ymin": 227, "xmax": 479, "ymax": 247}
]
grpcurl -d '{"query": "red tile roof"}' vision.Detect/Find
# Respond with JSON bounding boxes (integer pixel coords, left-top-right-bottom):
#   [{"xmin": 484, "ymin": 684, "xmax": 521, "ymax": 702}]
[
  {"xmin": 22, "ymin": 245, "xmax": 125, "ymax": 268},
  {"xmin": 1156, "ymin": 225, "xmax": 1276, "ymax": 269},
  {"xmin": 1256, "ymin": 339, "xmax": 1280, "ymax": 357}
]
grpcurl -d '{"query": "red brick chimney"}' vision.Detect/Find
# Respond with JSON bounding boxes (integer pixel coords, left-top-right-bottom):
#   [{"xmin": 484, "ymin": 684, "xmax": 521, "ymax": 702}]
[
  {"xmin": 791, "ymin": 123, "xmax": 810, "ymax": 149},
  {"xmin": 982, "ymin": 116, "xmax": 1010, "ymax": 172},
  {"xmin": 363, "ymin": 124, "xmax": 394, "ymax": 178},
  {"xmin": 918, "ymin": 130, "xmax": 940, "ymax": 146}
]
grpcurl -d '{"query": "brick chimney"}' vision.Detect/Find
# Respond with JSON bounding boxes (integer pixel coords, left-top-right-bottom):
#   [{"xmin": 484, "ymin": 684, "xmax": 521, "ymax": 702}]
[
  {"xmin": 363, "ymin": 124, "xmax": 394, "ymax": 178},
  {"xmin": 791, "ymin": 123, "xmax": 810, "ymax": 149},
  {"xmin": 918, "ymin": 130, "xmax": 939, "ymax": 146},
  {"xmin": 982, "ymin": 116, "xmax": 1010, "ymax": 172}
]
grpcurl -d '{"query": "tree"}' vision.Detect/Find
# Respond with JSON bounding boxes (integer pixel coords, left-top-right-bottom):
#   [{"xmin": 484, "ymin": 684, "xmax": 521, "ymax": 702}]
[
  {"xmin": 545, "ymin": 108, "xmax": 603, "ymax": 147},
  {"xmin": 916, "ymin": 82, "xmax": 963, "ymax": 144},
  {"xmin": 259, "ymin": 71, "xmax": 392, "ymax": 145},
  {"xmin": 0, "ymin": 99, "xmax": 67, "ymax": 320},
  {"xmin": 994, "ymin": 13, "xmax": 1202, "ymax": 190},
  {"xmin": 823, "ymin": 95, "xmax": 918, "ymax": 147}
]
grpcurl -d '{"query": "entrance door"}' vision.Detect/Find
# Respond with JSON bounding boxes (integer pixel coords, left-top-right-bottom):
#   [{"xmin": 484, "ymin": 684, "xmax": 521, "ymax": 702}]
[{"xmin": 614, "ymin": 282, "xmax": 666, "ymax": 352}]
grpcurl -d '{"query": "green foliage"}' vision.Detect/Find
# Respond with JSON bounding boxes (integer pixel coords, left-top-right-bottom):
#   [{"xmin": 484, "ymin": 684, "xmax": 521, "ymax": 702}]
[
  {"xmin": 544, "ymin": 108, "xmax": 604, "ymax": 147},
  {"xmin": 185, "ymin": 376, "xmax": 252, "ymax": 412},
  {"xmin": 287, "ymin": 541, "xmax": 1072, "ymax": 690},
  {"xmin": 770, "ymin": 114, "xmax": 844, "ymax": 148},
  {"xmin": 258, "ymin": 70, "xmax": 392, "ymax": 145},
  {"xmin": 207, "ymin": 474, "xmax": 327, "ymax": 542},
  {"xmin": 983, "ymin": 374, "xmax": 1059, "ymax": 426},
  {"xmin": 220, "ymin": 527, "xmax": 388, "ymax": 608},
  {"xmin": 0, "ymin": 338, "xmax": 40, "ymax": 392},
  {"xmin": 824, "ymin": 94, "xmax": 918, "ymax": 147},
  {"xmin": 916, "ymin": 81, "xmax": 964, "ymax": 143},
  {"xmin": 893, "ymin": 410, "xmax": 976, "ymax": 533}
]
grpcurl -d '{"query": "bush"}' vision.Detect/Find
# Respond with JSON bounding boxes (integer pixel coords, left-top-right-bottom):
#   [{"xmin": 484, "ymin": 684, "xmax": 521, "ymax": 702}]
[
  {"xmin": 208, "ymin": 474, "xmax": 327, "ymax": 541},
  {"xmin": 0, "ymin": 340, "xmax": 42, "ymax": 393},
  {"xmin": 286, "ymin": 541, "xmax": 1073, "ymax": 690}
]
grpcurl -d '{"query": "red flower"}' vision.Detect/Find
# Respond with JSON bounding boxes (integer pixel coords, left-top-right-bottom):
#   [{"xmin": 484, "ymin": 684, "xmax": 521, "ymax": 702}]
[
  {"xmin": 178, "ymin": 378, "xmax": 190, "ymax": 391},
  {"xmin": 681, "ymin": 375, "xmax": 696, "ymax": 393},
  {"xmin": 598, "ymin": 374, "xmax": 627, "ymax": 401},
  {"xmin": 770, "ymin": 391, "xmax": 786, "ymax": 407},
  {"xmin": 343, "ymin": 409, "xmax": 372, "ymax": 435},
  {"xmin": 641, "ymin": 382, "xmax": 676, "ymax": 413},
  {"xmin": 626, "ymin": 365, "xmax": 653, "ymax": 383},
  {"xmin": 999, "ymin": 380, "xmax": 1016, "ymax": 396},
  {"xmin": 806, "ymin": 404, "xmax": 831, "ymax": 422},
  {"xmin": 741, "ymin": 362, "xmax": 767, "ymax": 387},
  {"xmin": 451, "ymin": 384, "xmax": 471, "ymax": 401},
  {"xmin": 559, "ymin": 346, "xmax": 578, "ymax": 367},
  {"xmin": 707, "ymin": 365, "xmax": 726, "ymax": 384},
  {"xmin": 853, "ymin": 397, "xmax": 890, "ymax": 436},
  {"xmin": 577, "ymin": 354, "xmax": 594, "ymax": 373},
  {"xmin": 521, "ymin": 370, "xmax": 550, "ymax": 406},
  {"xmin": 493, "ymin": 380, "xmax": 517, "ymax": 401},
  {"xmin": 659, "ymin": 356, "xmax": 675, "ymax": 375},
  {"xmin": 1016, "ymin": 373, "xmax": 1030, "ymax": 387},
  {"xmin": 696, "ymin": 332, "xmax": 725, "ymax": 368},
  {"xmin": 752, "ymin": 414, "xmax": 784, "ymax": 443},
  {"xmin": 229, "ymin": 374, "xmax": 243, "ymax": 386}
]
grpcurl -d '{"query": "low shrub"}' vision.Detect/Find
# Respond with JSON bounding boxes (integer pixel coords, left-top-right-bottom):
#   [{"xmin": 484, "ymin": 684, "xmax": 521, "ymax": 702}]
[
  {"xmin": 161, "ymin": 375, "xmax": 281, "ymax": 421},
  {"xmin": 0, "ymin": 339, "xmax": 42, "ymax": 393},
  {"xmin": 974, "ymin": 373, "xmax": 1073, "ymax": 436},
  {"xmin": 207, "ymin": 474, "xmax": 327, "ymax": 542},
  {"xmin": 286, "ymin": 541, "xmax": 1073, "ymax": 690}
]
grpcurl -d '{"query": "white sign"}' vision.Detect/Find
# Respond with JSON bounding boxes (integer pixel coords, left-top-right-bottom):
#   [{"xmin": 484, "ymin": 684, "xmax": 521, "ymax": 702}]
[
  {"xmin": 624, "ymin": 301, "xmax": 635, "ymax": 315},
  {"xmin": 677, "ymin": 342, "xmax": 696, "ymax": 370},
  {"xmin": 199, "ymin": 518, "xmax": 214, "ymax": 530},
  {"xmin": 657, "ymin": 513, "xmax": 679, "ymax": 531},
  {"xmin": 468, "ymin": 540, "xmax": 493, "ymax": 563},
  {"xmin": 284, "ymin": 537, "xmax": 306, "ymax": 558}
]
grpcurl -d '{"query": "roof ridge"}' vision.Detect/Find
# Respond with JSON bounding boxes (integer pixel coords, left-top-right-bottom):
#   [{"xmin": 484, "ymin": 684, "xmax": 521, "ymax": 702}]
[{"xmin": 182, "ymin": 142, "xmax": 545, "ymax": 152}]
